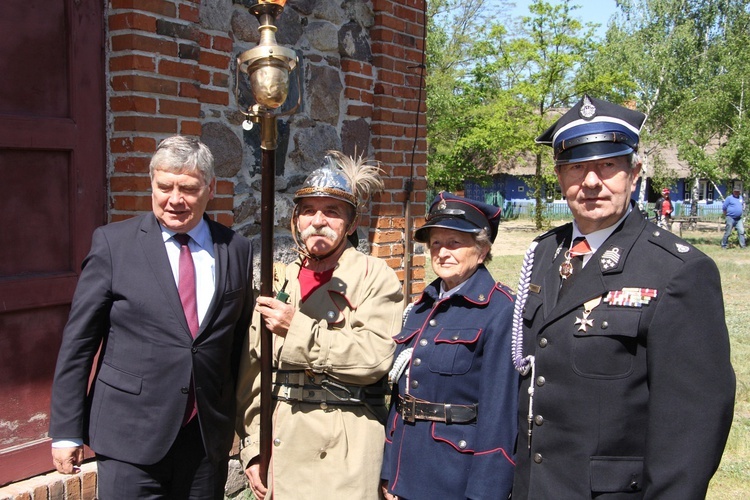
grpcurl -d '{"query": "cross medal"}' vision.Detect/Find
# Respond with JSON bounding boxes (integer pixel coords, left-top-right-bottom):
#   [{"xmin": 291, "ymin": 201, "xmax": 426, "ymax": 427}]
[{"xmin": 575, "ymin": 296, "xmax": 602, "ymax": 332}]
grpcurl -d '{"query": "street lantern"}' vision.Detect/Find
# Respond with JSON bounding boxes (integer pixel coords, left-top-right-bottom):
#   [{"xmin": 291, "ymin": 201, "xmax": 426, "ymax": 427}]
[{"xmin": 234, "ymin": 0, "xmax": 300, "ymax": 485}]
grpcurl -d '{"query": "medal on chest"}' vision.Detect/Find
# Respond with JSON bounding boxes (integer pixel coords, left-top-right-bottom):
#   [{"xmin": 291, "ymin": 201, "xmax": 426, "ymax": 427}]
[
  {"xmin": 559, "ymin": 251, "xmax": 574, "ymax": 280},
  {"xmin": 574, "ymin": 296, "xmax": 602, "ymax": 332}
]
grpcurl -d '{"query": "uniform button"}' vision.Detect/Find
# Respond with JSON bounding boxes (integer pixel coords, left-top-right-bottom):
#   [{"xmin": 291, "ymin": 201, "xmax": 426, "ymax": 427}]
[
  {"xmin": 181, "ymin": 387, "xmax": 189, "ymax": 394},
  {"xmin": 451, "ymin": 334, "xmax": 459, "ymax": 340},
  {"xmin": 534, "ymin": 453, "xmax": 543, "ymax": 463},
  {"xmin": 273, "ymin": 438, "xmax": 281, "ymax": 446},
  {"xmin": 629, "ymin": 480, "xmax": 639, "ymax": 490},
  {"xmin": 411, "ymin": 380, "xmax": 419, "ymax": 389},
  {"xmin": 601, "ymin": 321, "xmax": 609, "ymax": 329},
  {"xmin": 429, "ymin": 319, "xmax": 437, "ymax": 327},
  {"xmin": 539, "ymin": 338, "xmax": 548, "ymax": 347},
  {"xmin": 534, "ymin": 415, "xmax": 544, "ymax": 426},
  {"xmin": 419, "ymin": 339, "xmax": 428, "ymax": 347},
  {"xmin": 191, "ymin": 346, "xmax": 198, "ymax": 353},
  {"xmin": 327, "ymin": 311, "xmax": 336, "ymax": 320},
  {"xmin": 413, "ymin": 358, "xmax": 421, "ymax": 366},
  {"xmin": 536, "ymin": 376, "xmax": 546, "ymax": 387},
  {"xmin": 458, "ymin": 440, "xmax": 467, "ymax": 449},
  {"xmin": 320, "ymin": 402, "xmax": 328, "ymax": 410}
]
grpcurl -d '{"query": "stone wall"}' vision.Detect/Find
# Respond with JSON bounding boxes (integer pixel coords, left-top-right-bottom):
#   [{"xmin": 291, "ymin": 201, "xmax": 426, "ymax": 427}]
[{"xmin": 107, "ymin": 0, "xmax": 428, "ymax": 294}]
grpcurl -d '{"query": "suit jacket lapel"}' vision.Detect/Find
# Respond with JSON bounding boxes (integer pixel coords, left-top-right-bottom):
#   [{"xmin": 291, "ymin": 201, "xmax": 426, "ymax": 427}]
[{"xmin": 138, "ymin": 214, "xmax": 193, "ymax": 339}]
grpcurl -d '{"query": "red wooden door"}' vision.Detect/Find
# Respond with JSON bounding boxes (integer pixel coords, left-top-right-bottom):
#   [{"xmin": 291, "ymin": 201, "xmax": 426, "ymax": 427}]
[{"xmin": 0, "ymin": 0, "xmax": 105, "ymax": 485}]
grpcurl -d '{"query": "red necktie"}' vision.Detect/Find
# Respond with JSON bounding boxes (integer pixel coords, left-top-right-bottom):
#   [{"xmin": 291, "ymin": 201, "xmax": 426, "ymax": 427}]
[
  {"xmin": 175, "ymin": 234, "xmax": 199, "ymax": 337},
  {"xmin": 174, "ymin": 233, "xmax": 198, "ymax": 425}
]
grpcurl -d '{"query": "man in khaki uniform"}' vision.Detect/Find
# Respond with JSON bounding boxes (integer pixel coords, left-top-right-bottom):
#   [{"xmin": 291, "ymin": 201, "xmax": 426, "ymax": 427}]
[{"xmin": 236, "ymin": 151, "xmax": 403, "ymax": 500}]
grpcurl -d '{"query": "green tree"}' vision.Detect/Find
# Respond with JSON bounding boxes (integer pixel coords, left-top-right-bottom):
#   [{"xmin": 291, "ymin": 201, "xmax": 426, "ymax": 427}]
[{"xmin": 597, "ymin": 0, "xmax": 750, "ymax": 212}]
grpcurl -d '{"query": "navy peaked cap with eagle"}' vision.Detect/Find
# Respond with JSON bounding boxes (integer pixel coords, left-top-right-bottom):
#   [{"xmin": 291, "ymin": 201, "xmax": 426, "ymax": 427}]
[
  {"xmin": 415, "ymin": 192, "xmax": 502, "ymax": 243},
  {"xmin": 537, "ymin": 95, "xmax": 647, "ymax": 164}
]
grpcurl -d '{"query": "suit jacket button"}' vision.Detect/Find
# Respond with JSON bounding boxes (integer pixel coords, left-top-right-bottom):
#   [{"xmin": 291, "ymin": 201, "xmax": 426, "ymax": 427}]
[
  {"xmin": 191, "ymin": 347, "xmax": 198, "ymax": 353},
  {"xmin": 181, "ymin": 387, "xmax": 189, "ymax": 394},
  {"xmin": 629, "ymin": 480, "xmax": 639, "ymax": 490},
  {"xmin": 533, "ymin": 453, "xmax": 543, "ymax": 463}
]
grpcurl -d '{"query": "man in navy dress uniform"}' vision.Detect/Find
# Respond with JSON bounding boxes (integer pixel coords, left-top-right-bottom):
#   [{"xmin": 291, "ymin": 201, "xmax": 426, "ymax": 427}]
[{"xmin": 511, "ymin": 96, "xmax": 735, "ymax": 499}]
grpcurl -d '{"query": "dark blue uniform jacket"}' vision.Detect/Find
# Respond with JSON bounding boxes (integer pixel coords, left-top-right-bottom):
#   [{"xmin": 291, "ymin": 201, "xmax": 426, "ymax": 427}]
[{"xmin": 382, "ymin": 265, "xmax": 518, "ymax": 499}]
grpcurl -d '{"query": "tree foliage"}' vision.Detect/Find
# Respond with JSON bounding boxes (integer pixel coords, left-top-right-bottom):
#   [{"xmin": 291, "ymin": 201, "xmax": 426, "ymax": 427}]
[{"xmin": 425, "ymin": 0, "xmax": 750, "ymax": 221}]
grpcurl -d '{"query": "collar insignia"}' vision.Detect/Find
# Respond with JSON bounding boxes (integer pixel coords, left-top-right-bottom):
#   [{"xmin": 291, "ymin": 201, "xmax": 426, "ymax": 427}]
[
  {"xmin": 600, "ymin": 247, "xmax": 621, "ymax": 270},
  {"xmin": 605, "ymin": 288, "xmax": 658, "ymax": 308},
  {"xmin": 675, "ymin": 243, "xmax": 690, "ymax": 253}
]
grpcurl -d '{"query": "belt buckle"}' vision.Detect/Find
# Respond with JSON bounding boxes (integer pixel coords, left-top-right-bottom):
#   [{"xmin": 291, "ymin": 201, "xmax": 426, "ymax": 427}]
[
  {"xmin": 400, "ymin": 395, "xmax": 416, "ymax": 423},
  {"xmin": 280, "ymin": 385, "xmax": 292, "ymax": 400}
]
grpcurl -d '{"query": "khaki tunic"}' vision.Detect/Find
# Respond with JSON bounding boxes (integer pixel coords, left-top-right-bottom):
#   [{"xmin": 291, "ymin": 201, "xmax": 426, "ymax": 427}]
[{"xmin": 236, "ymin": 245, "xmax": 403, "ymax": 499}]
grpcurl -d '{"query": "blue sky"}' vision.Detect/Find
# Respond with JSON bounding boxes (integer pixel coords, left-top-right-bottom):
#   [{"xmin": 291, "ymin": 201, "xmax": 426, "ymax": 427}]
[{"xmin": 505, "ymin": 0, "xmax": 619, "ymax": 38}]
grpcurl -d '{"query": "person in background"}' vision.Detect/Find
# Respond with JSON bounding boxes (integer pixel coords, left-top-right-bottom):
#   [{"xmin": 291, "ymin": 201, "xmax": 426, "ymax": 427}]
[
  {"xmin": 380, "ymin": 192, "xmax": 517, "ymax": 500},
  {"xmin": 654, "ymin": 187, "xmax": 673, "ymax": 230},
  {"xmin": 236, "ymin": 151, "xmax": 403, "ymax": 500},
  {"xmin": 721, "ymin": 186, "xmax": 746, "ymax": 249},
  {"xmin": 511, "ymin": 95, "xmax": 735, "ymax": 499},
  {"xmin": 49, "ymin": 135, "xmax": 254, "ymax": 498}
]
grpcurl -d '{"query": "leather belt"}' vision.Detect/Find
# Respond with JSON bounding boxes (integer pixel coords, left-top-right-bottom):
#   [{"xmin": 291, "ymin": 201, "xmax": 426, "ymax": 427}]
[
  {"xmin": 397, "ymin": 394, "xmax": 477, "ymax": 424},
  {"xmin": 272, "ymin": 370, "xmax": 385, "ymax": 407}
]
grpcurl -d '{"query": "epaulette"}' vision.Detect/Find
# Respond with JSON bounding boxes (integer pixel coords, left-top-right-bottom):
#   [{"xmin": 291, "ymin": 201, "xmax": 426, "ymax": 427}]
[{"xmin": 645, "ymin": 224, "xmax": 700, "ymax": 261}]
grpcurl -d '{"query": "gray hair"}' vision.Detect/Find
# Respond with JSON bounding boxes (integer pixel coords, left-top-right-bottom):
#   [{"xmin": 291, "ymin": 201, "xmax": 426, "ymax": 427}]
[
  {"xmin": 475, "ymin": 228, "xmax": 493, "ymax": 263},
  {"xmin": 149, "ymin": 135, "xmax": 215, "ymax": 184}
]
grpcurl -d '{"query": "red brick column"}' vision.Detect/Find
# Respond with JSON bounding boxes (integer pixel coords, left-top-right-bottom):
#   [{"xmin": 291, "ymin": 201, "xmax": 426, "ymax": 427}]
[
  {"xmin": 367, "ymin": 0, "xmax": 428, "ymax": 297},
  {"xmin": 107, "ymin": 0, "xmax": 234, "ymax": 226}
]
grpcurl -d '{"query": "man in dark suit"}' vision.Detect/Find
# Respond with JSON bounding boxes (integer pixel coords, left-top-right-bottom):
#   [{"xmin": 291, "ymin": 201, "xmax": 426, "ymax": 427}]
[
  {"xmin": 49, "ymin": 135, "xmax": 254, "ymax": 498},
  {"xmin": 511, "ymin": 96, "xmax": 735, "ymax": 499}
]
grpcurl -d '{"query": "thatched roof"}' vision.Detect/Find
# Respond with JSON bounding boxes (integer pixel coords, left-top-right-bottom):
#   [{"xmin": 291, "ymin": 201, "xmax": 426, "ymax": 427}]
[{"xmin": 488, "ymin": 144, "xmax": 699, "ymax": 179}]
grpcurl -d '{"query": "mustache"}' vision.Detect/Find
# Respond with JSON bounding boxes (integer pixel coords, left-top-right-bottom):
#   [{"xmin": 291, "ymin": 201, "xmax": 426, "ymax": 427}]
[{"xmin": 299, "ymin": 225, "xmax": 339, "ymax": 242}]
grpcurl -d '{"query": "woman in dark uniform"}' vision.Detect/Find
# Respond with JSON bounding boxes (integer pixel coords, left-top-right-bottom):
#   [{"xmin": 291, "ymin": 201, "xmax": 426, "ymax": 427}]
[{"xmin": 380, "ymin": 192, "xmax": 517, "ymax": 500}]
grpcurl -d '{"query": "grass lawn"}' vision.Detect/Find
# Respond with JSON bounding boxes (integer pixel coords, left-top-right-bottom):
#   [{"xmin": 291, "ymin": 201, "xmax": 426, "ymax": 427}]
[{"xmin": 423, "ymin": 223, "xmax": 750, "ymax": 497}]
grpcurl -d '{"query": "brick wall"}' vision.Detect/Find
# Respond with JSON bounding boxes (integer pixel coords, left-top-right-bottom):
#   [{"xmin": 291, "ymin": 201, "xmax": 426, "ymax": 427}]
[{"xmin": 106, "ymin": 0, "xmax": 427, "ymax": 296}]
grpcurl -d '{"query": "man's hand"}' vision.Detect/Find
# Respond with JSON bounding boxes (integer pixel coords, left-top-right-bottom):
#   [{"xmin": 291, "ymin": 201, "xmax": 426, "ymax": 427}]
[
  {"xmin": 380, "ymin": 480, "xmax": 398, "ymax": 500},
  {"xmin": 51, "ymin": 446, "xmax": 84, "ymax": 474},
  {"xmin": 255, "ymin": 296, "xmax": 294, "ymax": 337},
  {"xmin": 245, "ymin": 458, "xmax": 268, "ymax": 500}
]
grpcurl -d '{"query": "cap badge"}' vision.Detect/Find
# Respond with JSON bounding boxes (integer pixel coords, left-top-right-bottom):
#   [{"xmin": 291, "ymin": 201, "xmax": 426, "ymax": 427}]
[
  {"xmin": 579, "ymin": 96, "xmax": 596, "ymax": 120},
  {"xmin": 437, "ymin": 199, "xmax": 447, "ymax": 211}
]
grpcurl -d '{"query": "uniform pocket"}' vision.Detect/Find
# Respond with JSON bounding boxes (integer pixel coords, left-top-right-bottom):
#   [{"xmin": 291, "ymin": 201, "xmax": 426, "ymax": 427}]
[
  {"xmin": 590, "ymin": 456, "xmax": 643, "ymax": 493},
  {"xmin": 432, "ymin": 421, "xmax": 476, "ymax": 453},
  {"xmin": 572, "ymin": 308, "xmax": 641, "ymax": 379},
  {"xmin": 427, "ymin": 328, "xmax": 481, "ymax": 375}
]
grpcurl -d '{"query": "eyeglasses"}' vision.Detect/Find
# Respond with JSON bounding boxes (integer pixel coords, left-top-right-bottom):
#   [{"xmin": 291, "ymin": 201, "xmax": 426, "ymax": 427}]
[{"xmin": 557, "ymin": 161, "xmax": 628, "ymax": 182}]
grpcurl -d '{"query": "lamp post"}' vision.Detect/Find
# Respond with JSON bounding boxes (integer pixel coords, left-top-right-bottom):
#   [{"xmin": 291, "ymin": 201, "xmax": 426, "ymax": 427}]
[{"xmin": 235, "ymin": 0, "xmax": 300, "ymax": 485}]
